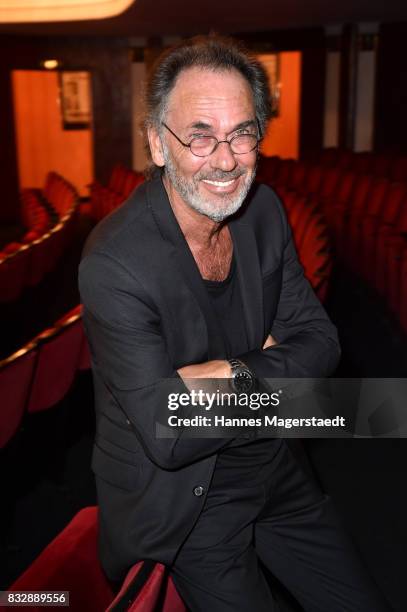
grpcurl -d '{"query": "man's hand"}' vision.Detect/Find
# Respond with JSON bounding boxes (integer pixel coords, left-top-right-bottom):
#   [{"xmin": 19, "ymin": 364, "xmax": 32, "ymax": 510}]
[
  {"xmin": 177, "ymin": 336, "xmax": 278, "ymax": 380},
  {"xmin": 263, "ymin": 334, "xmax": 278, "ymax": 349},
  {"xmin": 177, "ymin": 360, "xmax": 231, "ymax": 380}
]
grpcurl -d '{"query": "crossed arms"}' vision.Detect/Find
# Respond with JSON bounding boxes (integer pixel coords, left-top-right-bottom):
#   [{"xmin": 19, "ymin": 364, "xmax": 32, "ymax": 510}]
[{"xmin": 78, "ymin": 218, "xmax": 340, "ymax": 470}]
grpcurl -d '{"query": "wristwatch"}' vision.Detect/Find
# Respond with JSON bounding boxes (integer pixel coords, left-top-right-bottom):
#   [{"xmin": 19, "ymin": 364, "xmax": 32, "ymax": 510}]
[{"xmin": 228, "ymin": 358, "xmax": 255, "ymax": 393}]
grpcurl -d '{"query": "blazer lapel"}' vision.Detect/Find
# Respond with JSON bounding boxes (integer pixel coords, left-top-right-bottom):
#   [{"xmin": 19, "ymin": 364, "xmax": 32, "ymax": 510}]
[
  {"xmin": 229, "ymin": 217, "xmax": 265, "ymax": 351},
  {"xmin": 146, "ymin": 175, "xmax": 227, "ymax": 360}
]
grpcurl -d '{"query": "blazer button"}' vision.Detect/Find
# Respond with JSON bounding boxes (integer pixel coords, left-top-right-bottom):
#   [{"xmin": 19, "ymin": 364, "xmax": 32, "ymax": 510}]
[
  {"xmin": 126, "ymin": 418, "xmax": 131, "ymax": 427},
  {"xmin": 193, "ymin": 486, "xmax": 205, "ymax": 497}
]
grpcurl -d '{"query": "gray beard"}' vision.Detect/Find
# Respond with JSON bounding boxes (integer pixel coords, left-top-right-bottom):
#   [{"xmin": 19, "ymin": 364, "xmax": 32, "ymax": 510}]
[{"xmin": 162, "ymin": 144, "xmax": 255, "ymax": 222}]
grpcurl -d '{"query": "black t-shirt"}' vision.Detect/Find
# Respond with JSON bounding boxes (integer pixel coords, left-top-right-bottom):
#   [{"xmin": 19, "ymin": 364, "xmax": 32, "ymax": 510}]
[
  {"xmin": 204, "ymin": 256, "xmax": 247, "ymax": 358},
  {"xmin": 204, "ymin": 256, "xmax": 282, "ymax": 487}
]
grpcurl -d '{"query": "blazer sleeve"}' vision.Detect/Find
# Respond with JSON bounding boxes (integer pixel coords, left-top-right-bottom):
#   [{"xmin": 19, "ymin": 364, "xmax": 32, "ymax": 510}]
[
  {"xmin": 237, "ymin": 199, "xmax": 341, "ymax": 378},
  {"xmin": 78, "ymin": 251, "xmax": 239, "ymax": 471}
]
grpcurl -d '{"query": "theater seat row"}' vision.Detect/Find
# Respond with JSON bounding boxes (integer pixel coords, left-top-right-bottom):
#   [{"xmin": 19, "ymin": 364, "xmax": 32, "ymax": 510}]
[
  {"xmin": 7, "ymin": 506, "xmax": 185, "ymax": 612},
  {"xmin": 20, "ymin": 189, "xmax": 52, "ymax": 236},
  {"xmin": 2, "ymin": 172, "xmax": 78, "ymax": 258},
  {"xmin": 0, "ymin": 198, "xmax": 79, "ymax": 303},
  {"xmin": 90, "ymin": 164, "xmax": 145, "ymax": 221},
  {"xmin": 42, "ymin": 171, "xmax": 79, "ymax": 217},
  {"xmin": 257, "ymin": 153, "xmax": 407, "ymax": 334},
  {"xmin": 20, "ymin": 171, "xmax": 77, "ymax": 233},
  {"xmin": 306, "ymin": 147, "xmax": 407, "ymax": 181},
  {"xmin": 281, "ymin": 191, "xmax": 332, "ymax": 302},
  {"xmin": 0, "ymin": 304, "xmax": 90, "ymax": 449}
]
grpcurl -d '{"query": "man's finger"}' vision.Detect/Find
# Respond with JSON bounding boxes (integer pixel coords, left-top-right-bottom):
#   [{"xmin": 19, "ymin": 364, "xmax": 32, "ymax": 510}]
[{"xmin": 263, "ymin": 334, "xmax": 278, "ymax": 349}]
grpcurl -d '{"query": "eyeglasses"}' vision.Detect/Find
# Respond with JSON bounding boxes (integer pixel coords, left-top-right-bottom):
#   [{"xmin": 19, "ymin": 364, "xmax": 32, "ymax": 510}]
[{"xmin": 161, "ymin": 122, "xmax": 260, "ymax": 157}]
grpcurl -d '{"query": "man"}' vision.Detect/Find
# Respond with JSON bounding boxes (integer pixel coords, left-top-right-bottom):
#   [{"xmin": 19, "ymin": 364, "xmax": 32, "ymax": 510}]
[{"xmin": 78, "ymin": 35, "xmax": 390, "ymax": 611}]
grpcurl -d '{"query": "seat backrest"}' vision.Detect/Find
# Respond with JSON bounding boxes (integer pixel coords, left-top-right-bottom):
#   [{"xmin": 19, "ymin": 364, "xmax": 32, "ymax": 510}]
[
  {"xmin": 319, "ymin": 168, "xmax": 343, "ymax": 200},
  {"xmin": 0, "ymin": 245, "xmax": 30, "ymax": 303},
  {"xmin": 335, "ymin": 171, "xmax": 357, "ymax": 206},
  {"xmin": 8, "ymin": 506, "xmax": 186, "ymax": 612},
  {"xmin": 303, "ymin": 165, "xmax": 323, "ymax": 196},
  {"xmin": 287, "ymin": 161, "xmax": 307, "ymax": 192},
  {"xmin": 390, "ymin": 156, "xmax": 407, "ymax": 182},
  {"xmin": 363, "ymin": 178, "xmax": 389, "ymax": 218},
  {"xmin": 8, "ymin": 507, "xmax": 114, "ymax": 612},
  {"xmin": 26, "ymin": 233, "xmax": 51, "ymax": 287},
  {"xmin": 27, "ymin": 317, "xmax": 83, "ymax": 413},
  {"xmin": 349, "ymin": 175, "xmax": 373, "ymax": 215},
  {"xmin": 273, "ymin": 159, "xmax": 295, "ymax": 187},
  {"xmin": 381, "ymin": 183, "xmax": 407, "ymax": 225},
  {"xmin": 0, "ymin": 343, "xmax": 37, "ymax": 448}
]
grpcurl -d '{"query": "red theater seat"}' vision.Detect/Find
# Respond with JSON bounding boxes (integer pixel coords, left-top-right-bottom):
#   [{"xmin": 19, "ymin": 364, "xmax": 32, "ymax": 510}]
[
  {"xmin": 302, "ymin": 165, "xmax": 323, "ymax": 196},
  {"xmin": 89, "ymin": 165, "xmax": 144, "ymax": 220},
  {"xmin": 44, "ymin": 223, "xmax": 68, "ymax": 273},
  {"xmin": 369, "ymin": 183, "xmax": 407, "ymax": 290},
  {"xmin": 298, "ymin": 214, "xmax": 330, "ymax": 279},
  {"xmin": 109, "ymin": 163, "xmax": 127, "ymax": 194},
  {"xmin": 256, "ymin": 155, "xmax": 280, "ymax": 185},
  {"xmin": 357, "ymin": 179, "xmax": 390, "ymax": 279},
  {"xmin": 390, "ymin": 156, "xmax": 407, "ymax": 182},
  {"xmin": 2, "ymin": 241, "xmax": 21, "ymax": 255},
  {"xmin": 318, "ymin": 167, "xmax": 343, "ymax": 209},
  {"xmin": 337, "ymin": 175, "xmax": 373, "ymax": 261},
  {"xmin": 27, "ymin": 314, "xmax": 83, "ymax": 413},
  {"xmin": 286, "ymin": 161, "xmax": 307, "ymax": 193},
  {"xmin": 0, "ymin": 245, "xmax": 30, "ymax": 303},
  {"xmin": 8, "ymin": 507, "xmax": 186, "ymax": 612},
  {"xmin": 21, "ymin": 230, "xmax": 40, "ymax": 244},
  {"xmin": 323, "ymin": 171, "xmax": 357, "ymax": 225},
  {"xmin": 0, "ymin": 342, "xmax": 37, "ymax": 448},
  {"xmin": 26, "ymin": 233, "xmax": 51, "ymax": 287},
  {"xmin": 272, "ymin": 158, "xmax": 295, "ymax": 189}
]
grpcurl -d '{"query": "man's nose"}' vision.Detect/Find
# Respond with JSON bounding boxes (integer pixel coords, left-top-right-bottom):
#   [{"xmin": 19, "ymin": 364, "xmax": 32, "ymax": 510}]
[{"xmin": 209, "ymin": 141, "xmax": 237, "ymax": 172}]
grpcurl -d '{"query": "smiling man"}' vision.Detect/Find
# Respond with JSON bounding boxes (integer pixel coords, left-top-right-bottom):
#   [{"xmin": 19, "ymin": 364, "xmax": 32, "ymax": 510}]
[
  {"xmin": 157, "ymin": 68, "xmax": 257, "ymax": 223},
  {"xmin": 78, "ymin": 35, "xmax": 390, "ymax": 611}
]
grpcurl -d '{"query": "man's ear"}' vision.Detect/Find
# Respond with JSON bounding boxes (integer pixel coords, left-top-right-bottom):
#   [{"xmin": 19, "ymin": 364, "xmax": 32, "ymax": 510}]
[{"xmin": 147, "ymin": 126, "xmax": 165, "ymax": 167}]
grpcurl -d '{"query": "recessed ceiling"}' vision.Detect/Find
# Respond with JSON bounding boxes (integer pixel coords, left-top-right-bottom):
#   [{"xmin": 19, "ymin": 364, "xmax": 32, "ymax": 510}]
[{"xmin": 0, "ymin": 0, "xmax": 406, "ymax": 37}]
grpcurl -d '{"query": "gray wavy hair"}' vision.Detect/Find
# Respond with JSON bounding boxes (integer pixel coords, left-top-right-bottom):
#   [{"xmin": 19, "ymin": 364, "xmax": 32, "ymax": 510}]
[{"xmin": 143, "ymin": 34, "xmax": 273, "ymax": 168}]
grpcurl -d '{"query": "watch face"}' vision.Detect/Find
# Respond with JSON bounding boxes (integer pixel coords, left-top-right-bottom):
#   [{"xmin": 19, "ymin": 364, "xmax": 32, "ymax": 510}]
[{"xmin": 233, "ymin": 370, "xmax": 254, "ymax": 393}]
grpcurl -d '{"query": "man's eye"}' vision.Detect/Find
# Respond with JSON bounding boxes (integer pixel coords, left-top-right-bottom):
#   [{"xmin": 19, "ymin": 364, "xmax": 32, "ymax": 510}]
[{"xmin": 234, "ymin": 129, "xmax": 253, "ymax": 136}]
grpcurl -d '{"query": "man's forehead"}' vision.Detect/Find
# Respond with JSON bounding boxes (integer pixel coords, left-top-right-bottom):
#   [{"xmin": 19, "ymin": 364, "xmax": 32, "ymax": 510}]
[
  {"xmin": 165, "ymin": 66, "xmax": 255, "ymax": 124},
  {"xmin": 168, "ymin": 67, "xmax": 253, "ymax": 104}
]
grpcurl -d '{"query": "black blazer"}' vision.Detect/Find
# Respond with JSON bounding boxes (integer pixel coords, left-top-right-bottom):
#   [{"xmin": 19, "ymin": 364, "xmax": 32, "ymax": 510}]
[{"xmin": 78, "ymin": 175, "xmax": 340, "ymax": 582}]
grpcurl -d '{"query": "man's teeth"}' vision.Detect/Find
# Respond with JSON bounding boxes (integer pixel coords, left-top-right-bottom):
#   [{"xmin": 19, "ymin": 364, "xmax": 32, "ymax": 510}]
[{"xmin": 202, "ymin": 179, "xmax": 236, "ymax": 187}]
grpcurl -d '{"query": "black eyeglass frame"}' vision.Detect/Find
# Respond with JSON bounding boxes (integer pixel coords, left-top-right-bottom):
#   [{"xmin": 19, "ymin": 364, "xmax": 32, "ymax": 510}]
[{"xmin": 161, "ymin": 121, "xmax": 261, "ymax": 157}]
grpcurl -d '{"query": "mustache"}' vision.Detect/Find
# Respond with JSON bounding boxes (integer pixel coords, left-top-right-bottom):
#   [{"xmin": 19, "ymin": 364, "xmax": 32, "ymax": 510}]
[{"xmin": 197, "ymin": 168, "xmax": 247, "ymax": 181}]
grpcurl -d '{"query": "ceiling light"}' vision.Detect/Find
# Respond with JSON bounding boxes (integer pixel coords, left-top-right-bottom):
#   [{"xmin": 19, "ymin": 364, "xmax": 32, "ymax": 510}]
[
  {"xmin": 42, "ymin": 59, "xmax": 59, "ymax": 69},
  {"xmin": 0, "ymin": 0, "xmax": 135, "ymax": 23}
]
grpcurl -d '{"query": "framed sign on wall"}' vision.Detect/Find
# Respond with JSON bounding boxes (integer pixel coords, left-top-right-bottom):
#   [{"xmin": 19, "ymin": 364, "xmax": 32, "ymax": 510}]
[{"xmin": 59, "ymin": 71, "xmax": 92, "ymax": 130}]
